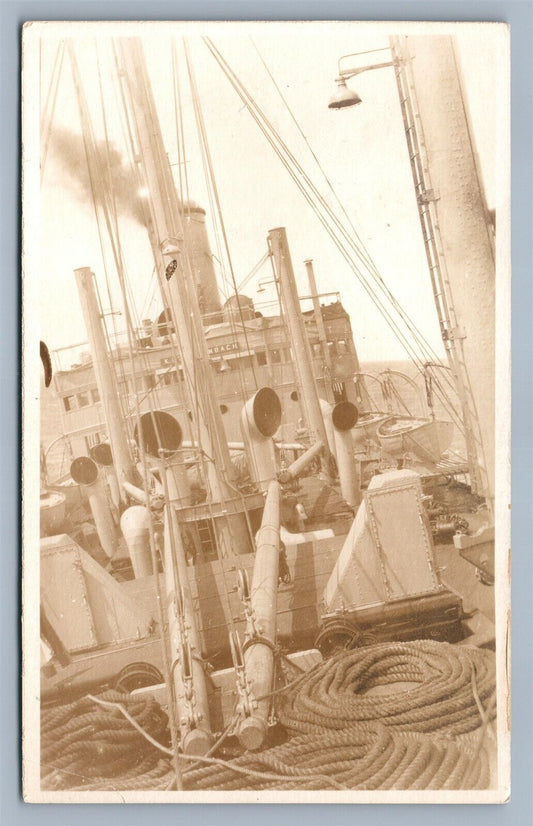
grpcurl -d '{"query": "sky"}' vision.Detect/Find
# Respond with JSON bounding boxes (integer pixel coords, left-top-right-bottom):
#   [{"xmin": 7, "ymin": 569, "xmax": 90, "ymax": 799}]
[{"xmin": 34, "ymin": 21, "xmax": 506, "ymax": 364}]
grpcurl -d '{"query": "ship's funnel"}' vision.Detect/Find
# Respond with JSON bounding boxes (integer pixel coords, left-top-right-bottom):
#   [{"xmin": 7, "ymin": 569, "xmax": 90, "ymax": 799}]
[
  {"xmin": 70, "ymin": 456, "xmax": 117, "ymax": 559},
  {"xmin": 120, "ymin": 506, "xmax": 153, "ymax": 578},
  {"xmin": 134, "ymin": 411, "xmax": 183, "ymax": 459},
  {"xmin": 180, "ymin": 202, "xmax": 223, "ymax": 324},
  {"xmin": 155, "ymin": 308, "xmax": 174, "ymax": 338},
  {"xmin": 241, "ymin": 388, "xmax": 282, "ymax": 492},
  {"xmin": 223, "ymin": 294, "xmax": 255, "ymax": 323}
]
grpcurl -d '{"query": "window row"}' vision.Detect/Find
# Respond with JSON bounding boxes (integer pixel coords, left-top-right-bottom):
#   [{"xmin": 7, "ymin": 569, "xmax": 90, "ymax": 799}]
[
  {"xmin": 63, "ymin": 388, "xmax": 100, "ymax": 412},
  {"xmin": 62, "ymin": 370, "xmax": 178, "ymax": 411},
  {"xmin": 61, "ymin": 339, "xmax": 351, "ymax": 412}
]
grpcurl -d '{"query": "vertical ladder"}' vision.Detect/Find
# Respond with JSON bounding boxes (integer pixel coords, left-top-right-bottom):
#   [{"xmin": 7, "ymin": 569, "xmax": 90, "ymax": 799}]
[
  {"xmin": 390, "ymin": 37, "xmax": 490, "ymax": 503},
  {"xmin": 196, "ymin": 518, "xmax": 217, "ymax": 561}
]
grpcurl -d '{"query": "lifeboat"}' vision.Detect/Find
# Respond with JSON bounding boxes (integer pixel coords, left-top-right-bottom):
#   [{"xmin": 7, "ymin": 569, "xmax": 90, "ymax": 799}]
[
  {"xmin": 376, "ymin": 416, "xmax": 454, "ymax": 465},
  {"xmin": 351, "ymin": 411, "xmax": 390, "ymax": 449}
]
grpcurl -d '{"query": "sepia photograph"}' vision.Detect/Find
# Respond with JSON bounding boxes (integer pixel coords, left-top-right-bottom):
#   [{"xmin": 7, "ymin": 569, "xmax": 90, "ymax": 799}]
[{"xmin": 22, "ymin": 20, "xmax": 510, "ymax": 803}]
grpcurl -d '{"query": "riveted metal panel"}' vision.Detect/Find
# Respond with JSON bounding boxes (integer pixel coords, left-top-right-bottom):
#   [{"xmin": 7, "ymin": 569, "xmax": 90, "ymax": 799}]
[
  {"xmin": 365, "ymin": 482, "xmax": 440, "ymax": 599},
  {"xmin": 41, "ymin": 542, "xmax": 97, "ymax": 652}
]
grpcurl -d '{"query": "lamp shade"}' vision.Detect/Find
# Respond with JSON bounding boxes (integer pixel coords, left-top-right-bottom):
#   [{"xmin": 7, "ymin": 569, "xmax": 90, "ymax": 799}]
[{"xmin": 328, "ymin": 77, "xmax": 362, "ymax": 109}]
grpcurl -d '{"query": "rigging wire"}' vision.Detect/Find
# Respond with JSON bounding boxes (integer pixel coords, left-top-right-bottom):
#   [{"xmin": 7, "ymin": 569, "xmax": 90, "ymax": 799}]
[
  {"xmin": 67, "ymin": 42, "xmax": 133, "ymax": 438},
  {"xmin": 109, "ymin": 46, "xmax": 195, "ymax": 453},
  {"xmin": 40, "ymin": 39, "xmax": 65, "ymax": 183},
  {"xmin": 113, "ymin": 39, "xmax": 254, "ymax": 573},
  {"xmin": 112, "ymin": 40, "xmax": 208, "ymax": 461},
  {"xmin": 250, "ymin": 34, "xmax": 448, "ymax": 357},
  {"xmin": 205, "ymin": 41, "xmax": 461, "ymax": 401},
  {"xmin": 76, "ymin": 41, "xmax": 184, "ymax": 785},
  {"xmin": 183, "ymin": 38, "xmax": 260, "ymax": 394},
  {"xmin": 203, "ymin": 37, "xmax": 464, "ymax": 435},
  {"xmin": 172, "ymin": 43, "xmax": 230, "ymax": 302},
  {"xmin": 168, "ymin": 41, "xmax": 259, "ymax": 575},
  {"xmin": 250, "ymin": 35, "xmax": 463, "ymax": 421},
  {"xmin": 95, "ymin": 41, "xmax": 137, "ymax": 401},
  {"xmin": 250, "ymin": 38, "xmax": 461, "ymax": 378},
  {"xmin": 236, "ymin": 250, "xmax": 271, "ymax": 294}
]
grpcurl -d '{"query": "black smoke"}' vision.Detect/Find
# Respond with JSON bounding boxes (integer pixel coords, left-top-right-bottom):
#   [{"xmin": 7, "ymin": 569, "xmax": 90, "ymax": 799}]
[{"xmin": 49, "ymin": 126, "xmax": 147, "ymax": 227}]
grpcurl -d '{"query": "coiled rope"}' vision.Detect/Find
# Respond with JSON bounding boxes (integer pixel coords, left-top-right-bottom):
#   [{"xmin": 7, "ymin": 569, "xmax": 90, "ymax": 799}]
[
  {"xmin": 277, "ymin": 640, "xmax": 496, "ymax": 737},
  {"xmin": 40, "ymin": 640, "xmax": 496, "ymax": 792},
  {"xmin": 182, "ymin": 723, "xmax": 490, "ymax": 791},
  {"xmin": 41, "ymin": 690, "xmax": 173, "ymax": 791},
  {"xmin": 183, "ymin": 640, "xmax": 496, "ymax": 791}
]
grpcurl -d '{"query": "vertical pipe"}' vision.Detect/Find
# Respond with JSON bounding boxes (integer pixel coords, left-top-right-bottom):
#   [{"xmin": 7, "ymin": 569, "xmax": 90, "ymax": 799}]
[
  {"xmin": 238, "ymin": 480, "xmax": 281, "ymax": 750},
  {"xmin": 332, "ymin": 401, "xmax": 361, "ymax": 509},
  {"xmin": 104, "ymin": 468, "xmax": 121, "ymax": 511},
  {"xmin": 320, "ymin": 399, "xmax": 361, "ymax": 507},
  {"xmin": 319, "ymin": 399, "xmax": 338, "ymax": 461},
  {"xmin": 70, "ymin": 457, "xmax": 117, "ymax": 559},
  {"xmin": 333, "ymin": 430, "xmax": 361, "ymax": 509},
  {"xmin": 120, "ymin": 505, "xmax": 153, "ymax": 578},
  {"xmin": 91, "ymin": 442, "xmax": 121, "ymax": 512},
  {"xmin": 304, "ymin": 259, "xmax": 332, "ymax": 372},
  {"xmin": 74, "ymin": 268, "xmax": 136, "ymax": 501},
  {"xmin": 268, "ymin": 228, "xmax": 334, "ymax": 477}
]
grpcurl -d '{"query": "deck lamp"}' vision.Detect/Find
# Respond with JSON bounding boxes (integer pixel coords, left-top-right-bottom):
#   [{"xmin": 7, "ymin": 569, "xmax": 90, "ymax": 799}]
[{"xmin": 328, "ymin": 47, "xmax": 395, "ymax": 109}]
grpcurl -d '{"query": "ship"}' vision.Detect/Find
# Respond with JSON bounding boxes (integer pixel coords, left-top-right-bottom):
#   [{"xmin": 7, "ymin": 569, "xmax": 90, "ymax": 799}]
[{"xmin": 31, "ymin": 28, "xmax": 502, "ymax": 797}]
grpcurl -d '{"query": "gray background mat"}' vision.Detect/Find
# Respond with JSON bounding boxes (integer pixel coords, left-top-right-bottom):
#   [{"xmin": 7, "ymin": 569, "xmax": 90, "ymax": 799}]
[{"xmin": 4, "ymin": 0, "xmax": 531, "ymax": 823}]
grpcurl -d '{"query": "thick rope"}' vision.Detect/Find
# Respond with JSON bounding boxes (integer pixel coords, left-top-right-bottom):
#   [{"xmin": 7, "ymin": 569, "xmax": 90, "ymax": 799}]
[
  {"xmin": 277, "ymin": 640, "xmax": 496, "ymax": 737},
  {"xmin": 182, "ymin": 723, "xmax": 490, "ymax": 791},
  {"xmin": 41, "ymin": 690, "xmax": 171, "ymax": 791},
  {"xmin": 40, "ymin": 640, "xmax": 496, "ymax": 792}
]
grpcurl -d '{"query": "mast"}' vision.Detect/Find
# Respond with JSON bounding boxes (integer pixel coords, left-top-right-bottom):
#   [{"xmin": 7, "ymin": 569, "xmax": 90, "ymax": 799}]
[
  {"xmin": 116, "ymin": 37, "xmax": 251, "ymax": 555},
  {"xmin": 268, "ymin": 228, "xmax": 334, "ymax": 477},
  {"xmin": 391, "ymin": 36, "xmax": 495, "ymax": 511},
  {"xmin": 74, "ymin": 267, "xmax": 136, "ymax": 499}
]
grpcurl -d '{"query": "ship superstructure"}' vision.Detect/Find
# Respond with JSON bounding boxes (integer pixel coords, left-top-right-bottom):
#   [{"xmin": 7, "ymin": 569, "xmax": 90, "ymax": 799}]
[{"xmin": 50, "ymin": 283, "xmax": 363, "ymax": 464}]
